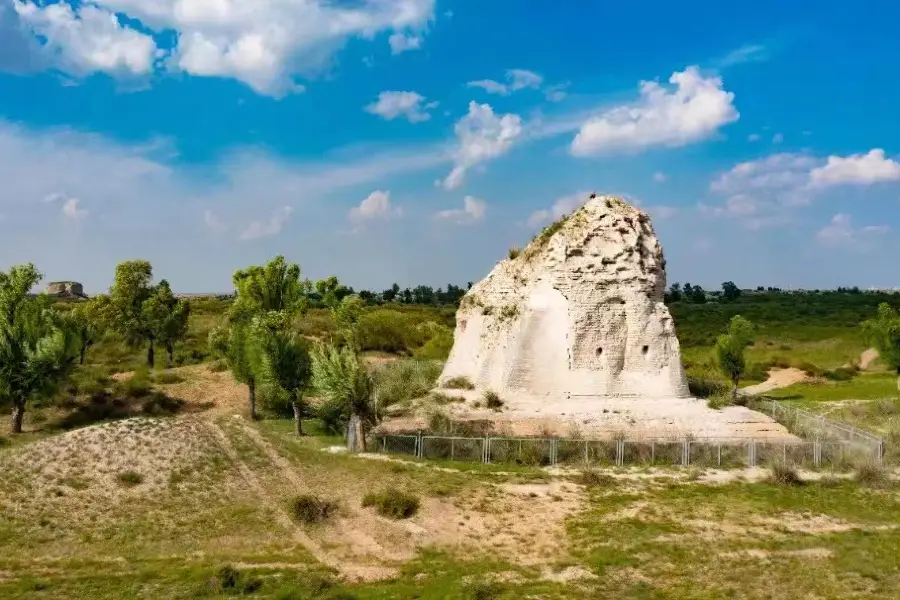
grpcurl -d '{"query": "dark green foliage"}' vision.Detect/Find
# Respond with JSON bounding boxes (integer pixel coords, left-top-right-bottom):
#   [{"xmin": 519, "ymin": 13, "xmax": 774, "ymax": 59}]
[
  {"xmin": 507, "ymin": 246, "xmax": 521, "ymax": 260},
  {"xmin": 356, "ymin": 309, "xmax": 421, "ymax": 354},
  {"xmin": 290, "ymin": 495, "xmax": 337, "ymax": 524},
  {"xmin": 823, "ymin": 367, "xmax": 856, "ymax": 381},
  {"xmin": 116, "ymin": 471, "xmax": 144, "ymax": 487},
  {"xmin": 444, "ymin": 376, "xmax": 474, "ymax": 390},
  {"xmin": 362, "ymin": 488, "xmax": 420, "ymax": 519},
  {"xmin": 208, "ymin": 359, "xmax": 228, "ymax": 372},
  {"xmin": 213, "ymin": 565, "xmax": 263, "ymax": 595},
  {"xmin": 467, "ymin": 582, "xmax": 503, "ymax": 600},
  {"xmin": 769, "ymin": 463, "xmax": 804, "ymax": 486},
  {"xmin": 483, "ymin": 390, "xmax": 503, "ymax": 410},
  {"xmin": 855, "ymin": 462, "xmax": 890, "ymax": 488},
  {"xmin": 115, "ymin": 369, "xmax": 153, "ymax": 398},
  {"xmin": 153, "ymin": 371, "xmax": 184, "ymax": 385},
  {"xmin": 687, "ymin": 375, "xmax": 728, "ymax": 399},
  {"xmin": 580, "ymin": 469, "xmax": 615, "ymax": 487},
  {"xmin": 141, "ymin": 392, "xmax": 185, "ymax": 415}
]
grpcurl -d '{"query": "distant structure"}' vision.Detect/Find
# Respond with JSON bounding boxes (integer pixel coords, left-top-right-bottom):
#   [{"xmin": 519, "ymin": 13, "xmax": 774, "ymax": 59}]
[{"xmin": 45, "ymin": 281, "xmax": 88, "ymax": 300}]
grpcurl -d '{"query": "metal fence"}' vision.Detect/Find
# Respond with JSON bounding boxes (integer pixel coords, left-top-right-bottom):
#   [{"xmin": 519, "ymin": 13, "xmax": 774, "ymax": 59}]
[
  {"xmin": 755, "ymin": 399, "xmax": 884, "ymax": 459},
  {"xmin": 372, "ymin": 432, "xmax": 875, "ymax": 470}
]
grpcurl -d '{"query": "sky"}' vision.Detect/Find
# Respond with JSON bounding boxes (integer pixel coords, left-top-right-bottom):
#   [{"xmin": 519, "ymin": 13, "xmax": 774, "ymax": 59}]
[{"xmin": 1, "ymin": 1, "xmax": 899, "ymax": 294}]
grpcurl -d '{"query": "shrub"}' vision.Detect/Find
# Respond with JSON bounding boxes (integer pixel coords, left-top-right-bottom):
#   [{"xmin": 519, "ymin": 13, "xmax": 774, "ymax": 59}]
[
  {"xmin": 855, "ymin": 462, "xmax": 890, "ymax": 488},
  {"xmin": 769, "ymin": 462, "xmax": 803, "ymax": 486},
  {"xmin": 64, "ymin": 366, "xmax": 111, "ymax": 397},
  {"xmin": 743, "ymin": 362, "xmax": 770, "ymax": 382},
  {"xmin": 795, "ymin": 361, "xmax": 824, "ymax": 378},
  {"xmin": 580, "ymin": 469, "xmax": 614, "ymax": 487},
  {"xmin": 507, "ymin": 246, "xmax": 521, "ymax": 260},
  {"xmin": 823, "ymin": 367, "xmax": 855, "ymax": 382},
  {"xmin": 468, "ymin": 582, "xmax": 502, "ymax": 600},
  {"xmin": 428, "ymin": 392, "xmax": 463, "ymax": 405},
  {"xmin": 372, "ymin": 360, "xmax": 442, "ymax": 408},
  {"xmin": 291, "ymin": 495, "xmax": 337, "ymax": 524},
  {"xmin": 706, "ymin": 390, "xmax": 730, "ymax": 410},
  {"xmin": 356, "ymin": 310, "xmax": 420, "ymax": 354},
  {"xmin": 444, "ymin": 376, "xmax": 474, "ymax": 390},
  {"xmin": 117, "ymin": 368, "xmax": 153, "ymax": 399},
  {"xmin": 687, "ymin": 375, "xmax": 727, "ymax": 399},
  {"xmin": 153, "ymin": 371, "xmax": 184, "ymax": 385},
  {"xmin": 141, "ymin": 392, "xmax": 185, "ymax": 416},
  {"xmin": 214, "ymin": 565, "xmax": 263, "ymax": 595},
  {"xmin": 116, "ymin": 470, "xmax": 144, "ymax": 487},
  {"xmin": 209, "ymin": 360, "xmax": 228, "ymax": 373},
  {"xmin": 483, "ymin": 390, "xmax": 503, "ymax": 411},
  {"xmin": 361, "ymin": 488, "xmax": 420, "ymax": 519},
  {"xmin": 414, "ymin": 326, "xmax": 454, "ymax": 360}
]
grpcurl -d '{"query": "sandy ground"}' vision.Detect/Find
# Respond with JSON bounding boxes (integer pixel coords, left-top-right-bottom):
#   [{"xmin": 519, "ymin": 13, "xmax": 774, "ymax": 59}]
[
  {"xmin": 859, "ymin": 348, "xmax": 879, "ymax": 370},
  {"xmin": 740, "ymin": 367, "xmax": 809, "ymax": 396}
]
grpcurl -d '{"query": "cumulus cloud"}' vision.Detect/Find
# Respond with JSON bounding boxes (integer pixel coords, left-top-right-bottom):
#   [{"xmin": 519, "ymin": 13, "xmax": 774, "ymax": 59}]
[
  {"xmin": 527, "ymin": 191, "xmax": 588, "ymax": 228},
  {"xmin": 203, "ymin": 210, "xmax": 228, "ymax": 234},
  {"xmin": 14, "ymin": 0, "xmax": 435, "ymax": 95},
  {"xmin": 570, "ymin": 66, "xmax": 739, "ymax": 156},
  {"xmin": 388, "ymin": 32, "xmax": 422, "ymax": 55},
  {"xmin": 809, "ymin": 149, "xmax": 900, "ymax": 188},
  {"xmin": 43, "ymin": 192, "xmax": 88, "ymax": 220},
  {"xmin": 467, "ymin": 69, "xmax": 544, "ymax": 95},
  {"xmin": 239, "ymin": 206, "xmax": 292, "ymax": 241},
  {"xmin": 364, "ymin": 91, "xmax": 437, "ymax": 123},
  {"xmin": 349, "ymin": 190, "xmax": 402, "ymax": 225},
  {"xmin": 816, "ymin": 214, "xmax": 891, "ymax": 247},
  {"xmin": 433, "ymin": 196, "xmax": 486, "ymax": 225},
  {"xmin": 440, "ymin": 102, "xmax": 523, "ymax": 190},
  {"xmin": 13, "ymin": 2, "xmax": 157, "ymax": 77}
]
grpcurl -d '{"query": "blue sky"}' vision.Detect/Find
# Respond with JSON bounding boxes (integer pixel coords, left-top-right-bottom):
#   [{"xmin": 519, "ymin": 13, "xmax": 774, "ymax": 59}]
[{"xmin": 1, "ymin": 0, "xmax": 899, "ymax": 294}]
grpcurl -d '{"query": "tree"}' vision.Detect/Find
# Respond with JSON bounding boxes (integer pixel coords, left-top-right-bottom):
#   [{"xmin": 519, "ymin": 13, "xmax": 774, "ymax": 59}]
[
  {"xmin": 142, "ymin": 280, "xmax": 190, "ymax": 367},
  {"xmin": 0, "ymin": 264, "xmax": 78, "ymax": 433},
  {"xmin": 255, "ymin": 314, "xmax": 312, "ymax": 435},
  {"xmin": 108, "ymin": 260, "xmax": 156, "ymax": 367},
  {"xmin": 311, "ymin": 343, "xmax": 376, "ymax": 451},
  {"xmin": 69, "ymin": 295, "xmax": 111, "ymax": 365},
  {"xmin": 665, "ymin": 283, "xmax": 682, "ymax": 303},
  {"xmin": 689, "ymin": 285, "xmax": 707, "ymax": 304},
  {"xmin": 721, "ymin": 281, "xmax": 741, "ymax": 303},
  {"xmin": 862, "ymin": 303, "xmax": 900, "ymax": 392},
  {"xmin": 209, "ymin": 323, "xmax": 262, "ymax": 419},
  {"xmin": 714, "ymin": 315, "xmax": 754, "ymax": 402}
]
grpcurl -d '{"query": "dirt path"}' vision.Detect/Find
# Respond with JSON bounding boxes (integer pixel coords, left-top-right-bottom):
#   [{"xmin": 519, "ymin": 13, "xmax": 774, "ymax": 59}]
[
  {"xmin": 740, "ymin": 368, "xmax": 809, "ymax": 397},
  {"xmin": 859, "ymin": 348, "xmax": 879, "ymax": 370},
  {"xmin": 205, "ymin": 421, "xmax": 397, "ymax": 582}
]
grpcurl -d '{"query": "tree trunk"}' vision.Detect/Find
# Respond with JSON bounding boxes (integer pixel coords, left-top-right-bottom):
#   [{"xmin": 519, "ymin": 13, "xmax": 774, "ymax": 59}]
[
  {"xmin": 731, "ymin": 377, "xmax": 739, "ymax": 403},
  {"xmin": 11, "ymin": 402, "xmax": 25, "ymax": 435},
  {"xmin": 896, "ymin": 366, "xmax": 900, "ymax": 393},
  {"xmin": 291, "ymin": 395, "xmax": 303, "ymax": 436},
  {"xmin": 347, "ymin": 412, "xmax": 366, "ymax": 452},
  {"xmin": 79, "ymin": 343, "xmax": 86, "ymax": 365},
  {"xmin": 166, "ymin": 343, "xmax": 174, "ymax": 368},
  {"xmin": 248, "ymin": 378, "xmax": 257, "ymax": 420},
  {"xmin": 147, "ymin": 339, "xmax": 155, "ymax": 368}
]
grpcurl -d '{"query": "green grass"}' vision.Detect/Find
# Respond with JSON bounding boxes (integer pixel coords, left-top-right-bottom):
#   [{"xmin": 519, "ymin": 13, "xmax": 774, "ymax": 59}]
[{"xmin": 766, "ymin": 372, "xmax": 898, "ymax": 403}]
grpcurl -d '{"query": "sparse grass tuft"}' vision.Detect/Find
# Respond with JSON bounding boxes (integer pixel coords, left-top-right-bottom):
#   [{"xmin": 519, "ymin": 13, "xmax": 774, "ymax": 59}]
[
  {"xmin": 213, "ymin": 565, "xmax": 263, "ymax": 595},
  {"xmin": 444, "ymin": 376, "xmax": 475, "ymax": 390},
  {"xmin": 769, "ymin": 462, "xmax": 804, "ymax": 486},
  {"xmin": 579, "ymin": 469, "xmax": 615, "ymax": 487},
  {"xmin": 153, "ymin": 371, "xmax": 185, "ymax": 385},
  {"xmin": 483, "ymin": 390, "xmax": 503, "ymax": 411},
  {"xmin": 290, "ymin": 495, "xmax": 338, "ymax": 524},
  {"xmin": 507, "ymin": 246, "xmax": 521, "ymax": 260},
  {"xmin": 362, "ymin": 488, "xmax": 420, "ymax": 519},
  {"xmin": 855, "ymin": 461, "xmax": 891, "ymax": 488},
  {"xmin": 116, "ymin": 470, "xmax": 144, "ymax": 487}
]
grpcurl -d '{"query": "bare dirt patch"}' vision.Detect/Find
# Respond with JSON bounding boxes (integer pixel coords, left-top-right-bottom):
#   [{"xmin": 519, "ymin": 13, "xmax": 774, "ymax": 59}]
[
  {"xmin": 859, "ymin": 348, "xmax": 880, "ymax": 371},
  {"xmin": 741, "ymin": 368, "xmax": 810, "ymax": 396}
]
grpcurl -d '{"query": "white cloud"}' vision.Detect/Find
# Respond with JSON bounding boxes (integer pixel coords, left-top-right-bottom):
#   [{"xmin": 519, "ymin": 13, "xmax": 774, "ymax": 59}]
[
  {"xmin": 203, "ymin": 209, "xmax": 228, "ymax": 234},
  {"xmin": 816, "ymin": 213, "xmax": 891, "ymax": 247},
  {"xmin": 15, "ymin": 0, "xmax": 435, "ymax": 95},
  {"xmin": 466, "ymin": 68, "xmax": 544, "ymax": 96},
  {"xmin": 527, "ymin": 191, "xmax": 588, "ymax": 228},
  {"xmin": 772, "ymin": 132, "xmax": 784, "ymax": 144},
  {"xmin": 570, "ymin": 66, "xmax": 739, "ymax": 156},
  {"xmin": 239, "ymin": 206, "xmax": 292, "ymax": 241},
  {"xmin": 349, "ymin": 190, "xmax": 402, "ymax": 224},
  {"xmin": 13, "ymin": 2, "xmax": 157, "ymax": 77},
  {"xmin": 388, "ymin": 32, "xmax": 422, "ymax": 55},
  {"xmin": 433, "ymin": 196, "xmax": 486, "ymax": 225},
  {"xmin": 710, "ymin": 153, "xmax": 817, "ymax": 206},
  {"xmin": 716, "ymin": 44, "xmax": 768, "ymax": 68},
  {"xmin": 809, "ymin": 149, "xmax": 900, "ymax": 188},
  {"xmin": 748, "ymin": 133, "xmax": 760, "ymax": 142},
  {"xmin": 544, "ymin": 82, "xmax": 570, "ymax": 102},
  {"xmin": 440, "ymin": 102, "xmax": 523, "ymax": 190},
  {"xmin": 653, "ymin": 171, "xmax": 667, "ymax": 183},
  {"xmin": 364, "ymin": 91, "xmax": 437, "ymax": 123},
  {"xmin": 62, "ymin": 197, "xmax": 88, "ymax": 220}
]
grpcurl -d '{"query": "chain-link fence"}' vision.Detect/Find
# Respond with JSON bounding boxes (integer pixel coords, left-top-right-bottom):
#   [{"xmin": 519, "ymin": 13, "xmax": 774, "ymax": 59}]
[{"xmin": 370, "ymin": 432, "xmax": 877, "ymax": 470}]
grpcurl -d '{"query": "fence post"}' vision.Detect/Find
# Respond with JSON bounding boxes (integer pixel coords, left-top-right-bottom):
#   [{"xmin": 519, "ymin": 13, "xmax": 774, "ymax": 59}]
[
  {"xmin": 450, "ymin": 438, "xmax": 455, "ymax": 461},
  {"xmin": 382, "ymin": 436, "xmax": 387, "ymax": 453},
  {"xmin": 584, "ymin": 440, "xmax": 589, "ymax": 464},
  {"xmin": 682, "ymin": 439, "xmax": 689, "ymax": 467},
  {"xmin": 717, "ymin": 443, "xmax": 721, "ymax": 467}
]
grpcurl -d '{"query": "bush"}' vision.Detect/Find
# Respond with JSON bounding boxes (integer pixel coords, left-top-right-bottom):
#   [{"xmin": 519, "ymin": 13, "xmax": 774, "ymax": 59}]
[
  {"xmin": 444, "ymin": 376, "xmax": 474, "ymax": 390},
  {"xmin": 706, "ymin": 390, "xmax": 730, "ymax": 410},
  {"xmin": 153, "ymin": 371, "xmax": 184, "ymax": 385},
  {"xmin": 362, "ymin": 488, "xmax": 420, "ymax": 519},
  {"xmin": 795, "ymin": 361, "xmax": 824, "ymax": 378},
  {"xmin": 291, "ymin": 495, "xmax": 337, "ymax": 524},
  {"xmin": 141, "ymin": 392, "xmax": 185, "ymax": 416},
  {"xmin": 483, "ymin": 390, "xmax": 503, "ymax": 411},
  {"xmin": 117, "ymin": 368, "xmax": 153, "ymax": 399},
  {"xmin": 214, "ymin": 565, "xmax": 263, "ymax": 595},
  {"xmin": 823, "ymin": 367, "xmax": 855, "ymax": 382},
  {"xmin": 64, "ymin": 366, "xmax": 110, "ymax": 397},
  {"xmin": 507, "ymin": 246, "xmax": 521, "ymax": 260},
  {"xmin": 356, "ymin": 310, "xmax": 421, "ymax": 354},
  {"xmin": 855, "ymin": 462, "xmax": 890, "ymax": 488},
  {"xmin": 687, "ymin": 376, "xmax": 727, "ymax": 399},
  {"xmin": 579, "ymin": 469, "xmax": 614, "ymax": 487},
  {"xmin": 468, "ymin": 582, "xmax": 503, "ymax": 600},
  {"xmin": 209, "ymin": 360, "xmax": 228, "ymax": 373},
  {"xmin": 372, "ymin": 360, "xmax": 442, "ymax": 408},
  {"xmin": 116, "ymin": 470, "xmax": 144, "ymax": 487},
  {"xmin": 769, "ymin": 462, "xmax": 803, "ymax": 486}
]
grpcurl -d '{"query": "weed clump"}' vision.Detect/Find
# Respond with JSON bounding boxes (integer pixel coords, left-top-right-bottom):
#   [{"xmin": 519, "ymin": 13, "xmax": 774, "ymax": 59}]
[
  {"xmin": 116, "ymin": 471, "xmax": 144, "ymax": 487},
  {"xmin": 507, "ymin": 246, "xmax": 521, "ymax": 260},
  {"xmin": 362, "ymin": 488, "xmax": 420, "ymax": 519},
  {"xmin": 855, "ymin": 461, "xmax": 890, "ymax": 488},
  {"xmin": 153, "ymin": 371, "xmax": 185, "ymax": 385},
  {"xmin": 290, "ymin": 495, "xmax": 337, "ymax": 524},
  {"xmin": 116, "ymin": 369, "xmax": 153, "ymax": 398},
  {"xmin": 769, "ymin": 462, "xmax": 803, "ymax": 486},
  {"xmin": 484, "ymin": 390, "xmax": 504, "ymax": 411},
  {"xmin": 444, "ymin": 376, "xmax": 475, "ymax": 390},
  {"xmin": 579, "ymin": 469, "xmax": 614, "ymax": 487},
  {"xmin": 213, "ymin": 565, "xmax": 262, "ymax": 595},
  {"xmin": 209, "ymin": 360, "xmax": 229, "ymax": 373}
]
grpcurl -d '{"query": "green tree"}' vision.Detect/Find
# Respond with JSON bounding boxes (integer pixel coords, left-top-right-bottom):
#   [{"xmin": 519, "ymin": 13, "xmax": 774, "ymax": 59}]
[
  {"xmin": 714, "ymin": 315, "xmax": 754, "ymax": 402},
  {"xmin": 255, "ymin": 315, "xmax": 312, "ymax": 435},
  {"xmin": 209, "ymin": 323, "xmax": 262, "ymax": 419},
  {"xmin": 69, "ymin": 295, "xmax": 111, "ymax": 365},
  {"xmin": 142, "ymin": 280, "xmax": 190, "ymax": 367},
  {"xmin": 311, "ymin": 343, "xmax": 376, "ymax": 451},
  {"xmin": 0, "ymin": 264, "xmax": 78, "ymax": 433},
  {"xmin": 721, "ymin": 281, "xmax": 741, "ymax": 302},
  {"xmin": 108, "ymin": 260, "xmax": 157, "ymax": 367},
  {"xmin": 862, "ymin": 303, "xmax": 900, "ymax": 391},
  {"xmin": 666, "ymin": 283, "xmax": 683, "ymax": 303}
]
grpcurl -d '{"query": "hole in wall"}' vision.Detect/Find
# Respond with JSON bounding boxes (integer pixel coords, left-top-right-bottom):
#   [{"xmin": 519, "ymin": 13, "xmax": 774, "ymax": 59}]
[
  {"xmin": 642, "ymin": 345, "xmax": 649, "ymax": 355},
  {"xmin": 596, "ymin": 347, "xmax": 603, "ymax": 356}
]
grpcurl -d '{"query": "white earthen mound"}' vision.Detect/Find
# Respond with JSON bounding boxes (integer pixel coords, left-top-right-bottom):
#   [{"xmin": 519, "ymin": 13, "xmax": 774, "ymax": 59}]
[{"xmin": 423, "ymin": 194, "xmax": 792, "ymax": 440}]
